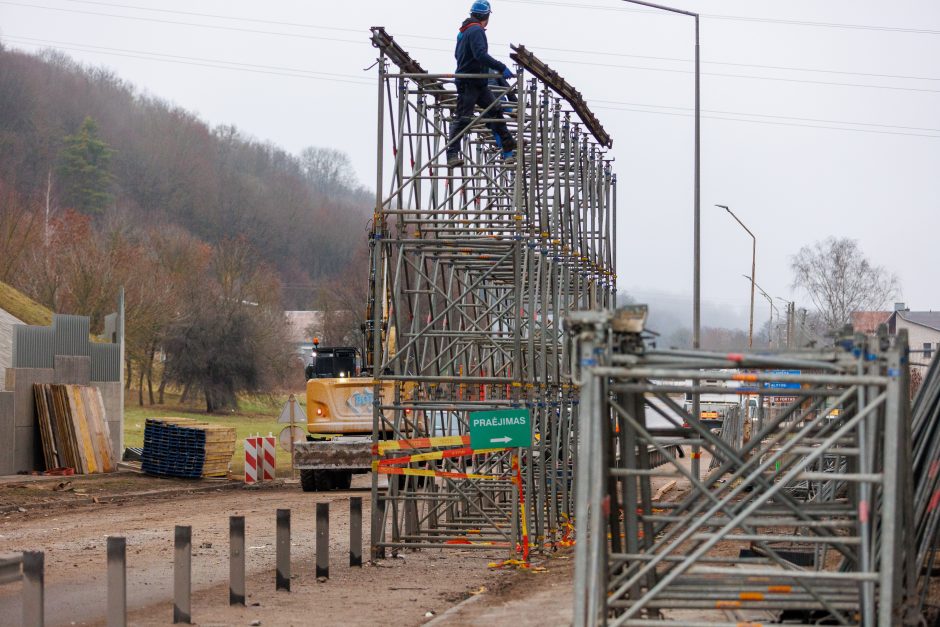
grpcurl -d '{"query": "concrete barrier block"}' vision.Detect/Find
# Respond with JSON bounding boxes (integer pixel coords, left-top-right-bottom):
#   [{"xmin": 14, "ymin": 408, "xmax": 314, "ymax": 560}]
[
  {"xmin": 107, "ymin": 421, "xmax": 121, "ymax": 462},
  {"xmin": 95, "ymin": 381, "xmax": 123, "ymax": 459},
  {"xmin": 6, "ymin": 368, "xmax": 54, "ymax": 473},
  {"xmin": 93, "ymin": 381, "xmax": 122, "ymax": 422},
  {"xmin": 8, "ymin": 368, "xmax": 55, "ymax": 428},
  {"xmin": 14, "ymin": 426, "xmax": 38, "ymax": 473},
  {"xmin": 53, "ymin": 356, "xmax": 91, "ymax": 385},
  {"xmin": 0, "ymin": 392, "xmax": 14, "ymax": 475}
]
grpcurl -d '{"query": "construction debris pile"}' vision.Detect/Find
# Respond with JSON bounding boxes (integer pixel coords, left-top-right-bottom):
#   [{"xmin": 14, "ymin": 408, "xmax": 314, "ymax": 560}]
[
  {"xmin": 33, "ymin": 384, "xmax": 114, "ymax": 474},
  {"xmin": 142, "ymin": 418, "xmax": 236, "ymax": 479},
  {"xmin": 570, "ymin": 307, "xmax": 935, "ymax": 626},
  {"xmin": 367, "ymin": 28, "xmax": 615, "ymax": 556}
]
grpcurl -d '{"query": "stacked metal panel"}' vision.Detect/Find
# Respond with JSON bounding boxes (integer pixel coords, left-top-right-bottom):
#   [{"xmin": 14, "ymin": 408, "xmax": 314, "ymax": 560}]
[
  {"xmin": 142, "ymin": 418, "xmax": 236, "ymax": 479},
  {"xmin": 570, "ymin": 308, "xmax": 923, "ymax": 626},
  {"xmin": 367, "ymin": 28, "xmax": 615, "ymax": 557}
]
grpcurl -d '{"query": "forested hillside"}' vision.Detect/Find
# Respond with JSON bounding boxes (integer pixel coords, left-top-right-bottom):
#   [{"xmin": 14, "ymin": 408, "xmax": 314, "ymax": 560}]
[
  {"xmin": 0, "ymin": 44, "xmax": 371, "ymax": 305},
  {"xmin": 0, "ymin": 44, "xmax": 372, "ymax": 410}
]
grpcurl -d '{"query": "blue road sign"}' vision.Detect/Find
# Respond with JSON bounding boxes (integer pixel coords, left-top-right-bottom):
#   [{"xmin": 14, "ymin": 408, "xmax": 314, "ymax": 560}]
[{"xmin": 764, "ymin": 369, "xmax": 801, "ymax": 390}]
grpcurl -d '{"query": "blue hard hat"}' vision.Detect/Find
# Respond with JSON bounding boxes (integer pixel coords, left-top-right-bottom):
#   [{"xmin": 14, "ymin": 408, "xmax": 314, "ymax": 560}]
[{"xmin": 470, "ymin": 1, "xmax": 492, "ymax": 15}]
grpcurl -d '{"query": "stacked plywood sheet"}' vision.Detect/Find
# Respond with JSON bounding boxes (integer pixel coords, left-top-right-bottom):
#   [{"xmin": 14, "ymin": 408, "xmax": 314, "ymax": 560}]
[
  {"xmin": 33, "ymin": 384, "xmax": 114, "ymax": 474},
  {"xmin": 142, "ymin": 418, "xmax": 236, "ymax": 479}
]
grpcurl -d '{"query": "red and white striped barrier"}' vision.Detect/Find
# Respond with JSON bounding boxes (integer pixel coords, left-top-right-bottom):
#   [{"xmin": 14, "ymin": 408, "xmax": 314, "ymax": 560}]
[
  {"xmin": 262, "ymin": 433, "xmax": 277, "ymax": 481},
  {"xmin": 244, "ymin": 435, "xmax": 259, "ymax": 484}
]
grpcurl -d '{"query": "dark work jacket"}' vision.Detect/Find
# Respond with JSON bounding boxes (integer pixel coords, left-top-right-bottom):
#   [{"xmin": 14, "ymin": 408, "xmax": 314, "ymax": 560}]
[{"xmin": 455, "ymin": 18, "xmax": 506, "ymax": 79}]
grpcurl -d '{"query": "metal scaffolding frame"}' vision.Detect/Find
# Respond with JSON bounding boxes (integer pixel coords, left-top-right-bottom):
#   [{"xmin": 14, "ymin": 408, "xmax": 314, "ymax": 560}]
[
  {"xmin": 366, "ymin": 27, "xmax": 616, "ymax": 558},
  {"xmin": 570, "ymin": 307, "xmax": 921, "ymax": 626}
]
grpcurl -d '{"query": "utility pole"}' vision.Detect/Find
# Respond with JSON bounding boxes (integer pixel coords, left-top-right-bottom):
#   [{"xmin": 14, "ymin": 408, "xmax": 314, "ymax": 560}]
[{"xmin": 776, "ymin": 299, "xmax": 796, "ymax": 349}]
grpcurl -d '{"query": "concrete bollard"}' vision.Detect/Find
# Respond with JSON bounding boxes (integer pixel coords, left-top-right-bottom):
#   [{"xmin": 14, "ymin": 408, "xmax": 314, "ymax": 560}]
[
  {"xmin": 349, "ymin": 498, "xmax": 362, "ymax": 567},
  {"xmin": 173, "ymin": 526, "xmax": 192, "ymax": 624},
  {"xmin": 230, "ymin": 516, "xmax": 245, "ymax": 605},
  {"xmin": 22, "ymin": 550, "xmax": 43, "ymax": 627},
  {"xmin": 276, "ymin": 509, "xmax": 290, "ymax": 592},
  {"xmin": 107, "ymin": 537, "xmax": 127, "ymax": 627},
  {"xmin": 316, "ymin": 503, "xmax": 329, "ymax": 579}
]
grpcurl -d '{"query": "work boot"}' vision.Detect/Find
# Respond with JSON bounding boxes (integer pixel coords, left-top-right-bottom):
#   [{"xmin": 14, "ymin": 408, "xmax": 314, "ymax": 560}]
[
  {"xmin": 447, "ymin": 154, "xmax": 464, "ymax": 169},
  {"xmin": 502, "ymin": 150, "xmax": 516, "ymax": 164}
]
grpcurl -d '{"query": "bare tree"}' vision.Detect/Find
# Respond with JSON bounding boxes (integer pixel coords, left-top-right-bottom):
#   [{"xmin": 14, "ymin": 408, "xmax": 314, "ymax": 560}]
[
  {"xmin": 162, "ymin": 237, "xmax": 293, "ymax": 412},
  {"xmin": 306, "ymin": 244, "xmax": 370, "ymax": 349},
  {"xmin": 791, "ymin": 237, "xmax": 898, "ymax": 333},
  {"xmin": 0, "ymin": 181, "xmax": 42, "ymax": 283},
  {"xmin": 300, "ymin": 146, "xmax": 363, "ymax": 197}
]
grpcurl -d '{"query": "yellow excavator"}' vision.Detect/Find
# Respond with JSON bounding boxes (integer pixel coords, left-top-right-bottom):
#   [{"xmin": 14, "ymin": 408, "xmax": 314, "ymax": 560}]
[{"xmin": 293, "ymin": 339, "xmax": 387, "ymax": 491}]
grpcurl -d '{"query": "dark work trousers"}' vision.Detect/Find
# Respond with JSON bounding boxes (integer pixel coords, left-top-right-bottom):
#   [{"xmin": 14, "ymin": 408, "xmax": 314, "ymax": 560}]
[{"xmin": 446, "ymin": 79, "xmax": 514, "ymax": 158}]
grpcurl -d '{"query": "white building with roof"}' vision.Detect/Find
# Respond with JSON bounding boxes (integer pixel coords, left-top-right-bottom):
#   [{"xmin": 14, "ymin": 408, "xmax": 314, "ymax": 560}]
[{"xmin": 886, "ymin": 304, "xmax": 940, "ymax": 376}]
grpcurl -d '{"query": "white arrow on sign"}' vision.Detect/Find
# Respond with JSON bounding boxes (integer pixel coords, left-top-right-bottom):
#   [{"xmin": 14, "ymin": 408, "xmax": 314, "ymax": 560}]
[{"xmin": 490, "ymin": 436, "xmax": 512, "ymax": 444}]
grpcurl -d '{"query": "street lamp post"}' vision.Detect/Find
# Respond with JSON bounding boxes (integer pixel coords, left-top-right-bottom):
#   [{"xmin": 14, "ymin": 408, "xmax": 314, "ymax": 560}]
[
  {"xmin": 717, "ymin": 205, "xmax": 756, "ymax": 348},
  {"xmin": 744, "ymin": 274, "xmax": 778, "ymax": 348},
  {"xmin": 621, "ymin": 0, "xmax": 700, "ymax": 349}
]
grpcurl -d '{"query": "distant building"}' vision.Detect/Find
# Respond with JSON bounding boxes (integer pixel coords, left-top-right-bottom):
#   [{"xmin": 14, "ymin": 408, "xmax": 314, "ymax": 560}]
[
  {"xmin": 850, "ymin": 311, "xmax": 891, "ymax": 335},
  {"xmin": 886, "ymin": 303, "xmax": 940, "ymax": 375},
  {"xmin": 285, "ymin": 311, "xmax": 324, "ymax": 358}
]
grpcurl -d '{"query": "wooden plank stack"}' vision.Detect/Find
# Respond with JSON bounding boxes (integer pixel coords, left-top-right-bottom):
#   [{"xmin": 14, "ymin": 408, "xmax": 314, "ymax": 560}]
[
  {"xmin": 33, "ymin": 384, "xmax": 114, "ymax": 474},
  {"xmin": 142, "ymin": 418, "xmax": 236, "ymax": 479}
]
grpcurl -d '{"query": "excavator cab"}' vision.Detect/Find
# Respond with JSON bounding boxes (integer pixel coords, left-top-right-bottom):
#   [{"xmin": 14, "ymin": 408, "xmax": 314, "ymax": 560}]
[
  {"xmin": 304, "ymin": 339, "xmax": 361, "ymax": 381},
  {"xmin": 297, "ymin": 338, "xmax": 369, "ymax": 492}
]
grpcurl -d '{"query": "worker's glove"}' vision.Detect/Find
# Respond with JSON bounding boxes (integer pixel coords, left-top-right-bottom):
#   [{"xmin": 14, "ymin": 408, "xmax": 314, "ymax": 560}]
[{"xmin": 502, "ymin": 67, "xmax": 513, "ymax": 81}]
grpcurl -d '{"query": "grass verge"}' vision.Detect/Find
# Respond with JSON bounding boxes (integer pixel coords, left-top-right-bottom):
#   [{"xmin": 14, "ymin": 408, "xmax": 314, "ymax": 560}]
[{"xmin": 0, "ymin": 280, "xmax": 53, "ymax": 326}]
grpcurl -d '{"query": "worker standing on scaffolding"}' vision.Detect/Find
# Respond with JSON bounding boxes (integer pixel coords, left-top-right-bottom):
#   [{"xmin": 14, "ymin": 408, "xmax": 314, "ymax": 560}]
[{"xmin": 446, "ymin": 0, "xmax": 518, "ymax": 169}]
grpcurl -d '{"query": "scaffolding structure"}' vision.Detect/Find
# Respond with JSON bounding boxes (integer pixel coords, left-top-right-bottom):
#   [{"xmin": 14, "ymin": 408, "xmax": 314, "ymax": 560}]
[
  {"xmin": 366, "ymin": 28, "xmax": 616, "ymax": 558},
  {"xmin": 570, "ymin": 307, "xmax": 922, "ymax": 626}
]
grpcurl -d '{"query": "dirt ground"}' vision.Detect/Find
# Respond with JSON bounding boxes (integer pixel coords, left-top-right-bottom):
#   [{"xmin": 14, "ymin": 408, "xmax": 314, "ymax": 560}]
[
  {"xmin": 0, "ymin": 474, "xmax": 575, "ymax": 626},
  {"xmin": 0, "ymin": 471, "xmax": 235, "ymax": 512},
  {"xmin": 5, "ymin": 449, "xmax": 930, "ymax": 625}
]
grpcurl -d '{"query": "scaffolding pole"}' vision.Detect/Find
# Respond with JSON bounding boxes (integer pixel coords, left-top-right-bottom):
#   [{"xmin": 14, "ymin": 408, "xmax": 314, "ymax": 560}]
[
  {"xmin": 570, "ymin": 307, "xmax": 921, "ymax": 626},
  {"xmin": 367, "ymin": 27, "xmax": 616, "ymax": 558}
]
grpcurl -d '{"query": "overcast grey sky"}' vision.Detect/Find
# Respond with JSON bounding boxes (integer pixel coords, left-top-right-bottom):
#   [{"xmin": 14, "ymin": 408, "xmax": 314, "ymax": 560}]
[{"xmin": 2, "ymin": 0, "xmax": 938, "ymax": 330}]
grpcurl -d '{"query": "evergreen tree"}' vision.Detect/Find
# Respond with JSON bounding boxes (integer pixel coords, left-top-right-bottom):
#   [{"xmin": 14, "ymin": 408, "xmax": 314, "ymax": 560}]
[{"xmin": 57, "ymin": 116, "xmax": 114, "ymax": 215}]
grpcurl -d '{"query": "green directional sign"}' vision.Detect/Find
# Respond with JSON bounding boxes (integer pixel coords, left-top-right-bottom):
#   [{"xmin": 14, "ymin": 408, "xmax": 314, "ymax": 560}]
[{"xmin": 468, "ymin": 408, "xmax": 532, "ymax": 450}]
